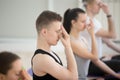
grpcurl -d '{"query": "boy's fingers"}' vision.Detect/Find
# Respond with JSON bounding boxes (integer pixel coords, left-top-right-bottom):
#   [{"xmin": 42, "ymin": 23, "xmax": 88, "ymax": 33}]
[{"xmin": 61, "ymin": 26, "xmax": 67, "ymax": 35}]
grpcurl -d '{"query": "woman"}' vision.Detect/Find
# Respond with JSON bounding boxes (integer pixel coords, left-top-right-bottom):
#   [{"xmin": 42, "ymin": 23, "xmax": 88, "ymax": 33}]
[
  {"xmin": 63, "ymin": 8, "xmax": 120, "ymax": 80},
  {"xmin": 31, "ymin": 10, "xmax": 78, "ymax": 80},
  {"xmin": 0, "ymin": 51, "xmax": 32, "ymax": 80}
]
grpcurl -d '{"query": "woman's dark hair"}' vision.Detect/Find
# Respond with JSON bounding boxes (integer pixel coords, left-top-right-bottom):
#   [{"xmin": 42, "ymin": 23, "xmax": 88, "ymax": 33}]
[
  {"xmin": 63, "ymin": 8, "xmax": 85, "ymax": 34},
  {"xmin": 0, "ymin": 51, "xmax": 20, "ymax": 74}
]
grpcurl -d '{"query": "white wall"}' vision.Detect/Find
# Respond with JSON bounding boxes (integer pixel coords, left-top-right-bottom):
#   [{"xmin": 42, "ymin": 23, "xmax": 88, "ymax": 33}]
[
  {"xmin": 0, "ymin": 0, "xmax": 50, "ymax": 38},
  {"xmin": 0, "ymin": 0, "xmax": 78, "ymax": 38},
  {"xmin": 53, "ymin": 0, "xmax": 78, "ymax": 16},
  {"xmin": 0, "ymin": 0, "xmax": 120, "ymax": 39}
]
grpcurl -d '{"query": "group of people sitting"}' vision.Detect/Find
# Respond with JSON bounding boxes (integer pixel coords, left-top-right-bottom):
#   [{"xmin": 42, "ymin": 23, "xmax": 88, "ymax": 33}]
[{"xmin": 0, "ymin": 0, "xmax": 120, "ymax": 80}]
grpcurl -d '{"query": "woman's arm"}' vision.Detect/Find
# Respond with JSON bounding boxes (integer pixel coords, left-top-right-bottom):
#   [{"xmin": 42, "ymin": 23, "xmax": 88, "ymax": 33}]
[{"xmin": 102, "ymin": 38, "xmax": 120, "ymax": 53}]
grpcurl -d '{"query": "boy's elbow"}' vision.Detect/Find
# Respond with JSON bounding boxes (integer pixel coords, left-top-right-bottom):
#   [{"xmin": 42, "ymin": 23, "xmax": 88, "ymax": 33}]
[
  {"xmin": 70, "ymin": 73, "xmax": 78, "ymax": 80},
  {"xmin": 74, "ymin": 74, "xmax": 79, "ymax": 80},
  {"xmin": 66, "ymin": 75, "xmax": 78, "ymax": 80},
  {"xmin": 70, "ymin": 75, "xmax": 78, "ymax": 80},
  {"xmin": 65, "ymin": 72, "xmax": 78, "ymax": 80},
  {"xmin": 72, "ymin": 76, "xmax": 78, "ymax": 80}
]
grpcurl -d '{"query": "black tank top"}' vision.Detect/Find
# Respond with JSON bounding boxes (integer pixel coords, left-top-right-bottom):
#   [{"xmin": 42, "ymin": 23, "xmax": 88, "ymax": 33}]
[{"xmin": 32, "ymin": 49, "xmax": 63, "ymax": 80}]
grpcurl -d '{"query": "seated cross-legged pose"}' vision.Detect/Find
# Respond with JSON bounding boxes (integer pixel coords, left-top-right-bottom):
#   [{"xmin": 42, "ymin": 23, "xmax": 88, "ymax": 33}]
[{"xmin": 63, "ymin": 7, "xmax": 120, "ymax": 80}]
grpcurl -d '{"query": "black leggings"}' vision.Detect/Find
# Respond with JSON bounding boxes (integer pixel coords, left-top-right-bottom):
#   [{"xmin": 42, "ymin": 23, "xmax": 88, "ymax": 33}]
[
  {"xmin": 88, "ymin": 55, "xmax": 120, "ymax": 80},
  {"xmin": 111, "ymin": 55, "xmax": 120, "ymax": 60}
]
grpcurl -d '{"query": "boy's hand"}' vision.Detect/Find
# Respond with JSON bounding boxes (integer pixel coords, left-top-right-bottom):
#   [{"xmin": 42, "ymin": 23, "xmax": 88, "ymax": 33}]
[{"xmin": 60, "ymin": 26, "xmax": 71, "ymax": 47}]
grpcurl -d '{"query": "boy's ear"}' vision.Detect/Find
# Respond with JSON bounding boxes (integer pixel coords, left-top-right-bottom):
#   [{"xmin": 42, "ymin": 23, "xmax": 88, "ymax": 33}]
[{"xmin": 41, "ymin": 28, "xmax": 47, "ymax": 36}]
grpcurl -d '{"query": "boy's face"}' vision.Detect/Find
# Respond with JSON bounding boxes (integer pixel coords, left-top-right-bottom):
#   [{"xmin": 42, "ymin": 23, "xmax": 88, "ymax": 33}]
[{"xmin": 46, "ymin": 21, "xmax": 62, "ymax": 46}]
